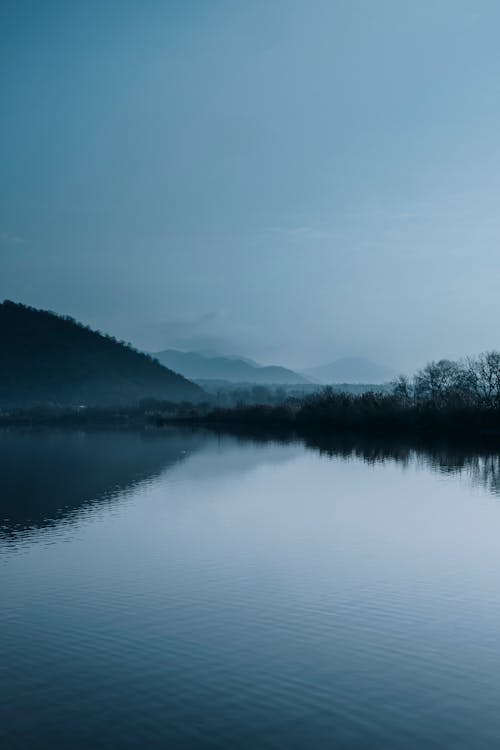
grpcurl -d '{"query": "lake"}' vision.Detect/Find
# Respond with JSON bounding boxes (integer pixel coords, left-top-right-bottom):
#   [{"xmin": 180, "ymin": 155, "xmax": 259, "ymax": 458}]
[{"xmin": 2, "ymin": 428, "xmax": 500, "ymax": 749}]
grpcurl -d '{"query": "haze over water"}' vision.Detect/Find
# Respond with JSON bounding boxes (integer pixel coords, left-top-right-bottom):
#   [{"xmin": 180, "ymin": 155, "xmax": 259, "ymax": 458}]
[{"xmin": 2, "ymin": 429, "xmax": 500, "ymax": 749}]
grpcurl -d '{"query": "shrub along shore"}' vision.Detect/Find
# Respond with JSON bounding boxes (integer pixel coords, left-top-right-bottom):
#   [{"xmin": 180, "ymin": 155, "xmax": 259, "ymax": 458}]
[
  {"xmin": 1, "ymin": 353, "xmax": 500, "ymax": 441},
  {"xmin": 163, "ymin": 353, "xmax": 500, "ymax": 439}
]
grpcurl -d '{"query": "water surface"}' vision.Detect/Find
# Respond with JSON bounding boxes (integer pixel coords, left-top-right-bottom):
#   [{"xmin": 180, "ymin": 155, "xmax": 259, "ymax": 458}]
[{"xmin": 2, "ymin": 429, "xmax": 500, "ymax": 749}]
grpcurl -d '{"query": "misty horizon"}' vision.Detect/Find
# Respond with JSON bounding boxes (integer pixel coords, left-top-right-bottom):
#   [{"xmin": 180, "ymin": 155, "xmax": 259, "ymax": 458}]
[{"xmin": 2, "ymin": 2, "xmax": 500, "ymax": 372}]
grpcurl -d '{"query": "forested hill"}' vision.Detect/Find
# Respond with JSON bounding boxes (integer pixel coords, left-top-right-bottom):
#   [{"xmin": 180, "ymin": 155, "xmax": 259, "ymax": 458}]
[{"xmin": 0, "ymin": 301, "xmax": 203, "ymax": 406}]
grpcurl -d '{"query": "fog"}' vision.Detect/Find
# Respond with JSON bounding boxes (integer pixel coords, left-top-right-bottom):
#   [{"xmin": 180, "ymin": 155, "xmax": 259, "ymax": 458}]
[{"xmin": 2, "ymin": 0, "xmax": 500, "ymax": 372}]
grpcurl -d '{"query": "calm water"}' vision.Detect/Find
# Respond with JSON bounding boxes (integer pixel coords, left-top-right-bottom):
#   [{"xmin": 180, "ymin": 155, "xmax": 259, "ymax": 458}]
[{"xmin": 2, "ymin": 429, "xmax": 500, "ymax": 749}]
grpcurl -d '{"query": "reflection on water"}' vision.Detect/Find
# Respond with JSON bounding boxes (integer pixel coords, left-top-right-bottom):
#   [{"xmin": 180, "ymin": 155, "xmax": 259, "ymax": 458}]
[
  {"xmin": 0, "ymin": 428, "xmax": 205, "ymax": 537},
  {"xmin": 301, "ymin": 432, "xmax": 500, "ymax": 497},
  {"xmin": 2, "ymin": 427, "xmax": 500, "ymax": 749},
  {"xmin": 2, "ymin": 429, "xmax": 500, "ymax": 542}
]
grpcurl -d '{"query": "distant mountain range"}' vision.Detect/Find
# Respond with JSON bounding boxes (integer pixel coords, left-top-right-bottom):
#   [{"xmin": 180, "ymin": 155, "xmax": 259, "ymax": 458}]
[
  {"xmin": 0, "ymin": 301, "xmax": 395, "ymax": 407},
  {"xmin": 0, "ymin": 301, "xmax": 203, "ymax": 406},
  {"xmin": 153, "ymin": 349, "xmax": 310, "ymax": 385},
  {"xmin": 304, "ymin": 356, "xmax": 395, "ymax": 384}
]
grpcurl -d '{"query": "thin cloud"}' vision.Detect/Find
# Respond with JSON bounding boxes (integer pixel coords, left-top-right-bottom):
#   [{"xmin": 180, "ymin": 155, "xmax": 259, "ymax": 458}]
[
  {"xmin": 264, "ymin": 226, "xmax": 338, "ymax": 241},
  {"xmin": 0, "ymin": 231, "xmax": 25, "ymax": 246}
]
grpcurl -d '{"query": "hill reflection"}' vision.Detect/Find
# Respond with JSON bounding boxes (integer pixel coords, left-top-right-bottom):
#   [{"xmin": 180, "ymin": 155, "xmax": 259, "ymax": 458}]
[
  {"xmin": 1, "ymin": 427, "xmax": 499, "ymax": 542},
  {"xmin": 0, "ymin": 428, "xmax": 205, "ymax": 537}
]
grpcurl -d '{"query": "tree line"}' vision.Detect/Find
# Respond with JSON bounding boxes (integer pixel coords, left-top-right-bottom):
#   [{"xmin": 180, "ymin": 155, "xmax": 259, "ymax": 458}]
[
  {"xmin": 393, "ymin": 352, "xmax": 500, "ymax": 408},
  {"xmin": 167, "ymin": 352, "xmax": 500, "ymax": 439}
]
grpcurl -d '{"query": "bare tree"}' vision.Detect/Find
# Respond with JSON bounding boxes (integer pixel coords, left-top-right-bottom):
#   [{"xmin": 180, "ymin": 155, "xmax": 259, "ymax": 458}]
[
  {"xmin": 468, "ymin": 351, "xmax": 500, "ymax": 406},
  {"xmin": 414, "ymin": 359, "xmax": 462, "ymax": 406},
  {"xmin": 392, "ymin": 374, "xmax": 413, "ymax": 406}
]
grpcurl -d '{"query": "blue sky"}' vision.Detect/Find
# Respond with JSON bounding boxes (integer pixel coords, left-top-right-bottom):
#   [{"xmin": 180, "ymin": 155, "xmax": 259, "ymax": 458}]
[{"xmin": 2, "ymin": 0, "xmax": 500, "ymax": 371}]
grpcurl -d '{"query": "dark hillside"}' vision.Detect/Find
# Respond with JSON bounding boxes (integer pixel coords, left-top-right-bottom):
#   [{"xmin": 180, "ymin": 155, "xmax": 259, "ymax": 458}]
[{"xmin": 0, "ymin": 301, "xmax": 203, "ymax": 406}]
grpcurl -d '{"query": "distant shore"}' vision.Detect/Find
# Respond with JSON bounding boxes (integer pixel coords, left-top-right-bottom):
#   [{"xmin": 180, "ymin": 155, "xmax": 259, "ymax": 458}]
[
  {"xmin": 164, "ymin": 404, "xmax": 500, "ymax": 442},
  {"xmin": 2, "ymin": 391, "xmax": 500, "ymax": 446}
]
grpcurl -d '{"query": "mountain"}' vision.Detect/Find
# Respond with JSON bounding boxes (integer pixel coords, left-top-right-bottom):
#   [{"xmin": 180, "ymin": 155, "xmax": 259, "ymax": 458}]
[
  {"xmin": 304, "ymin": 356, "xmax": 395, "ymax": 384},
  {"xmin": 153, "ymin": 349, "xmax": 310, "ymax": 385},
  {"xmin": 0, "ymin": 301, "xmax": 203, "ymax": 406}
]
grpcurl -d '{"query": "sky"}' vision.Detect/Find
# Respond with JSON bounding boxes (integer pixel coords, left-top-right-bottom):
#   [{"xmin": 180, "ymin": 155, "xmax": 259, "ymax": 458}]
[{"xmin": 2, "ymin": 0, "xmax": 500, "ymax": 373}]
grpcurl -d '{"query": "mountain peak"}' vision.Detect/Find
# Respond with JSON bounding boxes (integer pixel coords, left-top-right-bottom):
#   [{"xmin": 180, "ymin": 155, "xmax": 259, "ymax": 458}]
[{"xmin": 154, "ymin": 349, "xmax": 310, "ymax": 385}]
